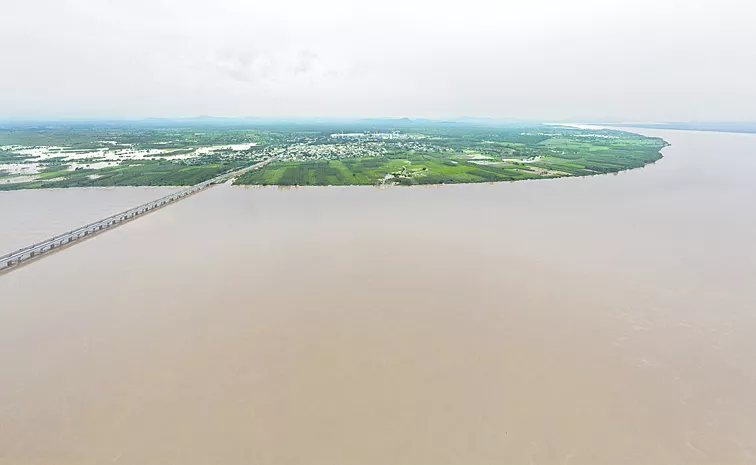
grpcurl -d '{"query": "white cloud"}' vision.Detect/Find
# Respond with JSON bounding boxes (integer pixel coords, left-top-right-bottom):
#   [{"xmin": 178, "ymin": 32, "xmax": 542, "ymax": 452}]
[{"xmin": 1, "ymin": 0, "xmax": 754, "ymax": 121}]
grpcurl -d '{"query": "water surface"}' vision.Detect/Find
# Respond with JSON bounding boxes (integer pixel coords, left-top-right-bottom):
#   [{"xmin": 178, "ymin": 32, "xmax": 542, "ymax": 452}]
[
  {"xmin": 0, "ymin": 186, "xmax": 178, "ymax": 252},
  {"xmin": 1, "ymin": 129, "xmax": 755, "ymax": 464}
]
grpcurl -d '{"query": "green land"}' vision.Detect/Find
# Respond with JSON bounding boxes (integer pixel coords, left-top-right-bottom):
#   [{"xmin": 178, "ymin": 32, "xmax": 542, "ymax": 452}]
[{"xmin": 0, "ymin": 121, "xmax": 666, "ymax": 190}]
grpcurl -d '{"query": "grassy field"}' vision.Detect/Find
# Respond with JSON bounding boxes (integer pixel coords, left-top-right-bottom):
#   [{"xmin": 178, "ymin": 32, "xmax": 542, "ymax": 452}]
[
  {"xmin": 0, "ymin": 127, "xmax": 264, "ymax": 149},
  {"xmin": 0, "ymin": 123, "xmax": 667, "ymax": 189},
  {"xmin": 0, "ymin": 125, "xmax": 263, "ymax": 190},
  {"xmin": 236, "ymin": 130, "xmax": 667, "ymax": 186},
  {"xmin": 235, "ymin": 155, "xmax": 546, "ymax": 186},
  {"xmin": 0, "ymin": 159, "xmax": 249, "ymax": 191}
]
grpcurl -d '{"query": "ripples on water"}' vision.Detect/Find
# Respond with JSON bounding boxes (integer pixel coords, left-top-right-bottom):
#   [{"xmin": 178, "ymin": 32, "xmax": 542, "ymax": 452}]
[{"xmin": 1, "ymin": 129, "xmax": 755, "ymax": 464}]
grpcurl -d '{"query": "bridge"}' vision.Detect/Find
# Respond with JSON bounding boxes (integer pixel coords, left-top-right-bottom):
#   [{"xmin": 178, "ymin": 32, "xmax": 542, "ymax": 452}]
[{"xmin": 0, "ymin": 157, "xmax": 275, "ymax": 274}]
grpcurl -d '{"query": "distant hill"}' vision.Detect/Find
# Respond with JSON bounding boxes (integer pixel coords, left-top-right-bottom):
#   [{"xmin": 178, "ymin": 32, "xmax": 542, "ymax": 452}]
[{"xmin": 0, "ymin": 116, "xmax": 548, "ymax": 131}]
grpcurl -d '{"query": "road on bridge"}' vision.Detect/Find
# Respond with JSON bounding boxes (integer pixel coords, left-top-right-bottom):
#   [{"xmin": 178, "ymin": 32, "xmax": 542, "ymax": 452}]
[{"xmin": 0, "ymin": 157, "xmax": 276, "ymax": 273}]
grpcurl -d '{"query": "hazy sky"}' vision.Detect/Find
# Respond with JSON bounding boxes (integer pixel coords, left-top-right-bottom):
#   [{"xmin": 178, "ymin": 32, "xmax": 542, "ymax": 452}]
[{"xmin": 2, "ymin": 0, "xmax": 755, "ymax": 121}]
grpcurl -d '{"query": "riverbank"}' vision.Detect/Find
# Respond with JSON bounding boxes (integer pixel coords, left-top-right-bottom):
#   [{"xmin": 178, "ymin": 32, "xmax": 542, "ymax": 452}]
[
  {"xmin": 1, "ymin": 124, "xmax": 666, "ymax": 190},
  {"xmin": 3, "ymin": 128, "xmax": 755, "ymax": 464}
]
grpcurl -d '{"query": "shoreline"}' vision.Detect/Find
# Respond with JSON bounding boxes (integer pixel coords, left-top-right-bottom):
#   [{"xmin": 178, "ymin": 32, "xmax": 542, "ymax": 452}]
[
  {"xmin": 1, "ymin": 127, "xmax": 670, "ymax": 191},
  {"xmin": 0, "ymin": 156, "xmax": 667, "ymax": 192}
]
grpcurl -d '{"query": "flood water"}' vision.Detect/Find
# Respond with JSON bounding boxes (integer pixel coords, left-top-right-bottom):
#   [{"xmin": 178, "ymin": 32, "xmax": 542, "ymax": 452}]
[
  {"xmin": 0, "ymin": 186, "xmax": 178, "ymax": 253},
  {"xmin": 1, "ymin": 128, "xmax": 755, "ymax": 464}
]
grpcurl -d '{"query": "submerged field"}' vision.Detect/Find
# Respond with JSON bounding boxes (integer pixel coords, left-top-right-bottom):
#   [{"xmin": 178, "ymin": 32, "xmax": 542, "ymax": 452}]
[
  {"xmin": 0, "ymin": 126, "xmax": 264, "ymax": 190},
  {"xmin": 0, "ymin": 122, "xmax": 666, "ymax": 189}
]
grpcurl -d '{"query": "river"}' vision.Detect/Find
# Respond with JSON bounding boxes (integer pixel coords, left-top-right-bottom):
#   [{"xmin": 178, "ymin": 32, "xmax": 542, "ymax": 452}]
[
  {"xmin": 1, "ymin": 128, "xmax": 755, "ymax": 464},
  {"xmin": 0, "ymin": 186, "xmax": 178, "ymax": 252}
]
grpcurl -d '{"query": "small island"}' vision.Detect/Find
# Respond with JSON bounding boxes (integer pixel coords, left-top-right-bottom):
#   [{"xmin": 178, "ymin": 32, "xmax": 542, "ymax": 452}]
[{"xmin": 0, "ymin": 120, "xmax": 666, "ymax": 190}]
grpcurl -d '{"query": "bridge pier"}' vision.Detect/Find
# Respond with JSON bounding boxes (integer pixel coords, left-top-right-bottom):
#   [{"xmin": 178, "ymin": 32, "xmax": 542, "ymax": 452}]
[{"xmin": 2, "ymin": 159, "xmax": 272, "ymax": 274}]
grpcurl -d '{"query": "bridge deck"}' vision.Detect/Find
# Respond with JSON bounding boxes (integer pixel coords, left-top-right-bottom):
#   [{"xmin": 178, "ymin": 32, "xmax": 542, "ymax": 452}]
[{"xmin": 0, "ymin": 158, "xmax": 274, "ymax": 273}]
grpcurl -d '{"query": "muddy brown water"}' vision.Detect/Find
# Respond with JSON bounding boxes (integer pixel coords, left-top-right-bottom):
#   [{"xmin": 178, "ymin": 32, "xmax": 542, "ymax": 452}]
[
  {"xmin": 1, "ymin": 129, "xmax": 755, "ymax": 464},
  {"xmin": 0, "ymin": 187, "xmax": 179, "ymax": 253}
]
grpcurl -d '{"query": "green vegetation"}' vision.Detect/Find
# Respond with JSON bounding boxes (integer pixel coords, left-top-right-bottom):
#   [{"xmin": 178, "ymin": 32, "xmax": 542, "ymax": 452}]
[
  {"xmin": 235, "ymin": 126, "xmax": 667, "ymax": 186},
  {"xmin": 237, "ymin": 155, "xmax": 545, "ymax": 186},
  {"xmin": 0, "ymin": 127, "xmax": 265, "ymax": 149},
  {"xmin": 0, "ymin": 149, "xmax": 26, "ymax": 163},
  {"xmin": 0, "ymin": 159, "xmax": 248, "ymax": 191},
  {"xmin": 0, "ymin": 121, "xmax": 666, "ymax": 189},
  {"xmin": 0, "ymin": 125, "xmax": 265, "ymax": 190}
]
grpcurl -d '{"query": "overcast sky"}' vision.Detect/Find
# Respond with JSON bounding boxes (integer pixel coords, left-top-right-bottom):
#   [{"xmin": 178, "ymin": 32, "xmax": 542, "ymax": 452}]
[{"xmin": 2, "ymin": 0, "xmax": 755, "ymax": 121}]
